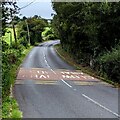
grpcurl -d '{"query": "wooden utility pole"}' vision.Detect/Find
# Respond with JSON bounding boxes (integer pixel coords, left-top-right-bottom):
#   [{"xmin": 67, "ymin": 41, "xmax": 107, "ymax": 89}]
[
  {"xmin": 12, "ymin": 22, "xmax": 17, "ymax": 44},
  {"xmin": 10, "ymin": 10, "xmax": 17, "ymax": 45},
  {"xmin": 25, "ymin": 19, "xmax": 30, "ymax": 45}
]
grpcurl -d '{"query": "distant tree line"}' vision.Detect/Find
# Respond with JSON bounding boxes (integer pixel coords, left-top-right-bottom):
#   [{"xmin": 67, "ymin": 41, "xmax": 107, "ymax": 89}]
[{"xmin": 52, "ymin": 2, "xmax": 120, "ymax": 83}]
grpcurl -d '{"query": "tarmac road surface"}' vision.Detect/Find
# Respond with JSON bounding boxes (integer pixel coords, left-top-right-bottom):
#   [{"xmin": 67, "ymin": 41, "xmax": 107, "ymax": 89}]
[{"xmin": 14, "ymin": 40, "xmax": 119, "ymax": 118}]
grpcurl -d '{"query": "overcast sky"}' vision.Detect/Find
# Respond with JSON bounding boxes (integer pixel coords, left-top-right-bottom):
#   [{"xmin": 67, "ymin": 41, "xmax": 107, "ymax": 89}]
[{"xmin": 17, "ymin": 1, "xmax": 55, "ymax": 19}]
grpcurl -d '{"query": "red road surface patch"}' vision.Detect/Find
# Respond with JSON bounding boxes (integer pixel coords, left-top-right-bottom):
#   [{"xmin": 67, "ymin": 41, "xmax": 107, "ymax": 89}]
[{"xmin": 17, "ymin": 68, "xmax": 99, "ymax": 82}]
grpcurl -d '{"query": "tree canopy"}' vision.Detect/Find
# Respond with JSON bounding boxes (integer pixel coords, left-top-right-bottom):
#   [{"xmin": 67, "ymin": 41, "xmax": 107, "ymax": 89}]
[
  {"xmin": 52, "ymin": 2, "xmax": 120, "ymax": 83},
  {"xmin": 17, "ymin": 16, "xmax": 48, "ymax": 45}
]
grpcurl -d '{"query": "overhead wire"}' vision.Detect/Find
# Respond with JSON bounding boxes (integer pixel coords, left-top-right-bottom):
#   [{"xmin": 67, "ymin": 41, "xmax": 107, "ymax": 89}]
[{"xmin": 19, "ymin": 0, "xmax": 36, "ymax": 10}]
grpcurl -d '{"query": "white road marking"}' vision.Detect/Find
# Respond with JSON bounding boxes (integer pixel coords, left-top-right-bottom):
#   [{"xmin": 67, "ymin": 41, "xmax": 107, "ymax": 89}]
[
  {"xmin": 61, "ymin": 71, "xmax": 70, "ymax": 74},
  {"xmin": 82, "ymin": 94, "xmax": 120, "ymax": 117},
  {"xmin": 37, "ymin": 71, "xmax": 40, "ymax": 74},
  {"xmin": 61, "ymin": 79, "xmax": 72, "ymax": 88},
  {"xmin": 36, "ymin": 75, "xmax": 38, "ymax": 78},
  {"xmin": 39, "ymin": 75, "xmax": 47, "ymax": 79},
  {"xmin": 42, "ymin": 71, "xmax": 45, "ymax": 74},
  {"xmin": 43, "ymin": 51, "xmax": 57, "ymax": 75},
  {"xmin": 47, "ymin": 75, "xmax": 50, "ymax": 78},
  {"xmin": 51, "ymin": 69, "xmax": 56, "ymax": 74},
  {"xmin": 81, "ymin": 76, "xmax": 87, "ymax": 79},
  {"xmin": 62, "ymin": 75, "xmax": 75, "ymax": 79},
  {"xmin": 45, "ymin": 59, "xmax": 48, "ymax": 63},
  {"xmin": 75, "ymin": 75, "xmax": 80, "ymax": 78},
  {"xmin": 62, "ymin": 75, "xmax": 80, "ymax": 79},
  {"xmin": 47, "ymin": 63, "xmax": 51, "ymax": 68},
  {"xmin": 44, "ymin": 58, "xmax": 51, "ymax": 68}
]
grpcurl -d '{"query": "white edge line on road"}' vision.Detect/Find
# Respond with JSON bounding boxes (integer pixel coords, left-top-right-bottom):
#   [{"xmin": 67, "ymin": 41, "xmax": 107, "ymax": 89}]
[
  {"xmin": 61, "ymin": 79, "xmax": 72, "ymax": 88},
  {"xmin": 82, "ymin": 94, "xmax": 120, "ymax": 118}
]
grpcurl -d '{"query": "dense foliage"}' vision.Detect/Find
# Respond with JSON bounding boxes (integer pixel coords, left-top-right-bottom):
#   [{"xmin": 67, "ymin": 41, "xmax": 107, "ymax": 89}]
[
  {"xmin": 17, "ymin": 16, "xmax": 48, "ymax": 45},
  {"xmin": 42, "ymin": 27, "xmax": 58, "ymax": 41},
  {"xmin": 2, "ymin": 40, "xmax": 23, "ymax": 98},
  {"xmin": 2, "ymin": 96, "xmax": 22, "ymax": 118},
  {"xmin": 52, "ymin": 2, "xmax": 120, "ymax": 83},
  {"xmin": 2, "ymin": 2, "xmax": 48, "ymax": 100},
  {"xmin": 1, "ymin": 1, "xmax": 49, "ymax": 118}
]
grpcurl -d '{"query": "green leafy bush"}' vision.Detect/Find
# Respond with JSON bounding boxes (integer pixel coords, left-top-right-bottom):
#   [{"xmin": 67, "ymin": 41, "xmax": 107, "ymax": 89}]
[
  {"xmin": 42, "ymin": 27, "xmax": 57, "ymax": 40},
  {"xmin": 2, "ymin": 49, "xmax": 20, "ymax": 98},
  {"xmin": 44, "ymin": 29, "xmax": 53, "ymax": 37},
  {"xmin": 2, "ymin": 40, "xmax": 23, "ymax": 98},
  {"xmin": 46, "ymin": 34, "xmax": 56, "ymax": 40},
  {"xmin": 2, "ymin": 97, "xmax": 22, "ymax": 118},
  {"xmin": 2, "ymin": 40, "xmax": 9, "ymax": 52},
  {"xmin": 99, "ymin": 46, "xmax": 120, "ymax": 83},
  {"xmin": 19, "ymin": 37, "xmax": 29, "ymax": 48}
]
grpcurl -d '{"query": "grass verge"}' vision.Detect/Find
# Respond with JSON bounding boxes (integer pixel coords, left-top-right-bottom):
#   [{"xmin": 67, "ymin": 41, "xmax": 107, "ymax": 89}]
[
  {"xmin": 54, "ymin": 44, "xmax": 119, "ymax": 87},
  {"xmin": 2, "ymin": 45, "xmax": 34, "ymax": 118},
  {"xmin": 2, "ymin": 97, "xmax": 22, "ymax": 118}
]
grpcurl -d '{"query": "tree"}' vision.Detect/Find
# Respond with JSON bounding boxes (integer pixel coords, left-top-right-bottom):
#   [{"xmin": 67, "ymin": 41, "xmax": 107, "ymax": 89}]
[
  {"xmin": 52, "ymin": 2, "xmax": 120, "ymax": 63},
  {"xmin": 2, "ymin": 1, "xmax": 19, "ymax": 44},
  {"xmin": 17, "ymin": 16, "xmax": 47, "ymax": 45},
  {"xmin": 52, "ymin": 2, "xmax": 120, "ymax": 82}
]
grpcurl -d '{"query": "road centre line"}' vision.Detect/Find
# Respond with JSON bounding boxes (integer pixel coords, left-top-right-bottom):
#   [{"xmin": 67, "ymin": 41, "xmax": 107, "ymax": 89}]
[
  {"xmin": 82, "ymin": 94, "xmax": 120, "ymax": 118},
  {"xmin": 44, "ymin": 59, "xmax": 48, "ymax": 63},
  {"xmin": 43, "ymin": 50, "xmax": 51, "ymax": 68},
  {"xmin": 44, "ymin": 58, "xmax": 51, "ymax": 68},
  {"xmin": 61, "ymin": 79, "xmax": 72, "ymax": 88},
  {"xmin": 43, "ymin": 49, "xmax": 57, "ymax": 75},
  {"xmin": 43, "ymin": 46, "xmax": 77, "ymax": 88},
  {"xmin": 50, "ymin": 69, "xmax": 57, "ymax": 74},
  {"xmin": 43, "ymin": 48, "xmax": 73, "ymax": 88}
]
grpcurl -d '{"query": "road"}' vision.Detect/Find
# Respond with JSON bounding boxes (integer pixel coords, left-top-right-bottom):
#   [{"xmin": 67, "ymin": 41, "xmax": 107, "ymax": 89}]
[{"xmin": 14, "ymin": 40, "xmax": 119, "ymax": 118}]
